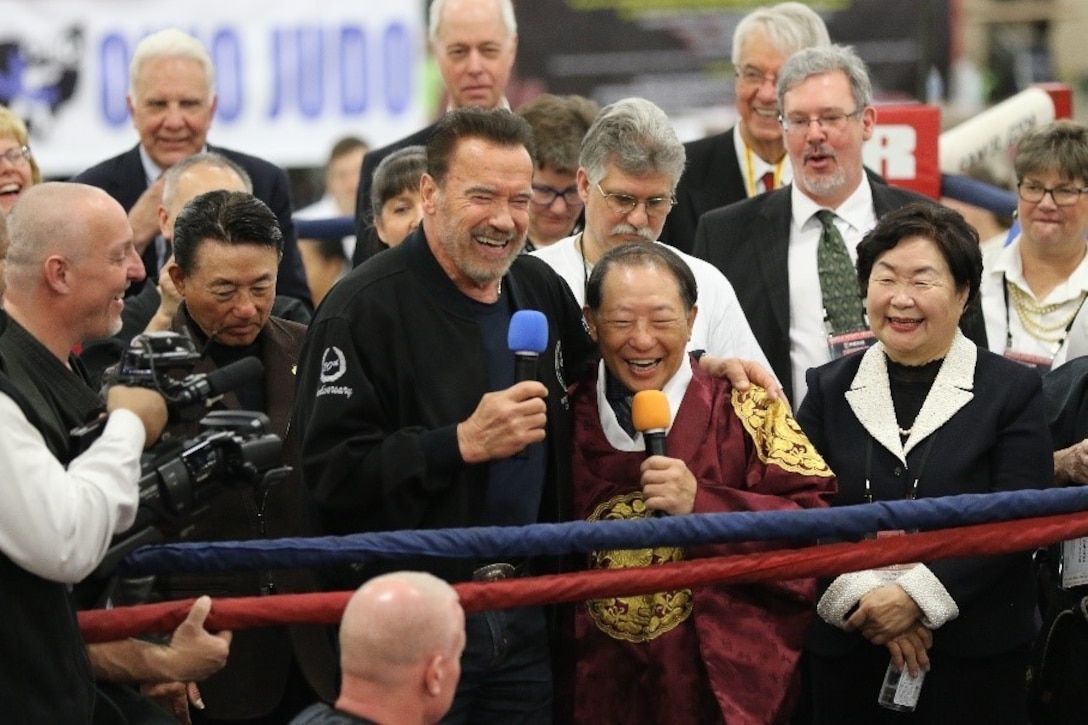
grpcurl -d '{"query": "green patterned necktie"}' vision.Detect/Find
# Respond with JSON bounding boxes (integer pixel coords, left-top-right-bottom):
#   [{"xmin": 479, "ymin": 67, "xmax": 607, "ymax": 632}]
[{"xmin": 815, "ymin": 209, "xmax": 865, "ymax": 333}]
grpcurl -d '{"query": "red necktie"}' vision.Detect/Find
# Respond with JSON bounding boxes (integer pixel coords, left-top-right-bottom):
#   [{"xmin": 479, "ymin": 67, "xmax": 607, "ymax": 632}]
[{"xmin": 760, "ymin": 171, "xmax": 775, "ymax": 193}]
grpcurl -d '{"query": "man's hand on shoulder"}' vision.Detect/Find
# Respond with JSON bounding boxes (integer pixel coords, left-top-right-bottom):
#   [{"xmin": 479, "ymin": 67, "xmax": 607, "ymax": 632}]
[
  {"xmin": 457, "ymin": 381, "xmax": 548, "ymax": 464},
  {"xmin": 699, "ymin": 356, "xmax": 786, "ymax": 407}
]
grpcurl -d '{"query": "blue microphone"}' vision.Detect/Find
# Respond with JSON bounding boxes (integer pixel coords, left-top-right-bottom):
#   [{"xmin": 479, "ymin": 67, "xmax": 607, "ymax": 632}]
[{"xmin": 507, "ymin": 310, "xmax": 549, "ymax": 384}]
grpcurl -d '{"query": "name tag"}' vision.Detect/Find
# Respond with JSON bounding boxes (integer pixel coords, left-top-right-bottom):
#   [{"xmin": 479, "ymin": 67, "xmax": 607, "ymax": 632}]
[{"xmin": 828, "ymin": 329, "xmax": 876, "ymax": 360}]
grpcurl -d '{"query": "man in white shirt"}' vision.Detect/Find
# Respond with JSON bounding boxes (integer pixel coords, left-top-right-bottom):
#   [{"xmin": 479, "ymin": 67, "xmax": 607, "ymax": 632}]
[{"xmin": 532, "ymin": 97, "xmax": 772, "ymax": 371}]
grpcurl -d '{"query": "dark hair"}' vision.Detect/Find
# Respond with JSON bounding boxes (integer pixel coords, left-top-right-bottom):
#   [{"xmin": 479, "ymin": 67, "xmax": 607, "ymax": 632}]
[
  {"xmin": 856, "ymin": 202, "xmax": 982, "ymax": 305},
  {"xmin": 586, "ymin": 242, "xmax": 698, "ymax": 313},
  {"xmin": 173, "ymin": 190, "xmax": 283, "ymax": 274},
  {"xmin": 516, "ymin": 94, "xmax": 599, "ymax": 174},
  {"xmin": 370, "ymin": 145, "xmax": 427, "ymax": 216},
  {"xmin": 426, "ymin": 108, "xmax": 535, "ymax": 187}
]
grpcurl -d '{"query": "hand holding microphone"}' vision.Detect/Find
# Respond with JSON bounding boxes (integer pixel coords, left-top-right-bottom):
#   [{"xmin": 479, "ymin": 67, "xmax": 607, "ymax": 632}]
[
  {"xmin": 632, "ymin": 390, "xmax": 696, "ymax": 515},
  {"xmin": 457, "ymin": 311, "xmax": 550, "ymax": 463}
]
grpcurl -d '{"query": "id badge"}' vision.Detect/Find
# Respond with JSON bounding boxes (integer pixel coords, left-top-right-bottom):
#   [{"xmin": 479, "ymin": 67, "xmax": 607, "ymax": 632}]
[
  {"xmin": 1003, "ymin": 348, "xmax": 1053, "ymax": 373},
  {"xmin": 1060, "ymin": 537, "xmax": 1088, "ymax": 589},
  {"xmin": 828, "ymin": 329, "xmax": 876, "ymax": 360}
]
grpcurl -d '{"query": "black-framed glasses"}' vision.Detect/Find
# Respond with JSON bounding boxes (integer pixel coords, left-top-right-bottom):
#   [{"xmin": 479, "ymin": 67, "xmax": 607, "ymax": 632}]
[
  {"xmin": 1017, "ymin": 179, "xmax": 1088, "ymax": 207},
  {"xmin": 0, "ymin": 145, "xmax": 31, "ymax": 165},
  {"xmin": 594, "ymin": 183, "xmax": 676, "ymax": 217},
  {"xmin": 531, "ymin": 183, "xmax": 582, "ymax": 207},
  {"xmin": 780, "ymin": 109, "xmax": 864, "ymax": 136},
  {"xmin": 734, "ymin": 65, "xmax": 777, "ymax": 87}
]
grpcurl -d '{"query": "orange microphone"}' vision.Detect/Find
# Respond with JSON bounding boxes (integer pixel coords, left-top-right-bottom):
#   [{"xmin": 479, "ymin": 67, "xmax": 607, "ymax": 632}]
[{"xmin": 631, "ymin": 390, "xmax": 671, "ymax": 459}]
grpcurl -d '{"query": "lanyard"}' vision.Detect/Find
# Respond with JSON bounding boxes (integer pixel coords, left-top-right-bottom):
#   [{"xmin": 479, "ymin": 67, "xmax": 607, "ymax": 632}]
[
  {"xmin": 863, "ymin": 432, "xmax": 937, "ymax": 505},
  {"xmin": 743, "ymin": 145, "xmax": 785, "ymax": 198}
]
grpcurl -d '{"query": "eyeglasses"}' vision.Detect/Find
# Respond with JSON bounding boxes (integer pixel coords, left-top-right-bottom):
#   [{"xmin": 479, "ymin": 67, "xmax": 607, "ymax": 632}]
[
  {"xmin": 1017, "ymin": 179, "xmax": 1088, "ymax": 207},
  {"xmin": 780, "ymin": 110, "xmax": 864, "ymax": 136},
  {"xmin": 735, "ymin": 65, "xmax": 777, "ymax": 87},
  {"xmin": 0, "ymin": 145, "xmax": 31, "ymax": 165},
  {"xmin": 594, "ymin": 183, "xmax": 676, "ymax": 217},
  {"xmin": 531, "ymin": 183, "xmax": 583, "ymax": 207}
]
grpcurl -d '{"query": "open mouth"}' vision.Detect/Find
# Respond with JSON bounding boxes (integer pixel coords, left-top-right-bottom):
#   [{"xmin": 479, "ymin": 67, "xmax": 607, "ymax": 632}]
[
  {"xmin": 475, "ymin": 233, "xmax": 511, "ymax": 249},
  {"xmin": 887, "ymin": 316, "xmax": 922, "ymax": 330},
  {"xmin": 626, "ymin": 358, "xmax": 663, "ymax": 375},
  {"xmin": 752, "ymin": 107, "xmax": 778, "ymax": 119},
  {"xmin": 0, "ymin": 182, "xmax": 22, "ymax": 200}
]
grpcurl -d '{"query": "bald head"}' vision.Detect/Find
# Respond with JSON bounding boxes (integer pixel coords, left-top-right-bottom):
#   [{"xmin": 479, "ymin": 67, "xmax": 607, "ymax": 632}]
[
  {"xmin": 340, "ymin": 572, "xmax": 464, "ymax": 682},
  {"xmin": 160, "ymin": 153, "xmax": 252, "ymax": 241},
  {"xmin": 6, "ymin": 182, "xmax": 130, "ymax": 278}
]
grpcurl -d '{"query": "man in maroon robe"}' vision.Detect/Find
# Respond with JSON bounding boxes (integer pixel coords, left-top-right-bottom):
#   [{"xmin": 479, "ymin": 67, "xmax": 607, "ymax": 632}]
[{"xmin": 570, "ymin": 242, "xmax": 836, "ymax": 724}]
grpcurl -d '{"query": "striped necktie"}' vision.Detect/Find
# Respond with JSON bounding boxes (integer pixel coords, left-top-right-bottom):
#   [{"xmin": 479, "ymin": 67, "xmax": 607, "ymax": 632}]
[{"xmin": 815, "ymin": 209, "xmax": 865, "ymax": 333}]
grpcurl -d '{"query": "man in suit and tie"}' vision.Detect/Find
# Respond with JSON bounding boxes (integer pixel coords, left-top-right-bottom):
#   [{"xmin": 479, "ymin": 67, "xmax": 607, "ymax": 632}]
[
  {"xmin": 351, "ymin": 0, "xmax": 518, "ymax": 265},
  {"xmin": 694, "ymin": 45, "xmax": 986, "ymax": 405},
  {"xmin": 72, "ymin": 28, "xmax": 311, "ymax": 306},
  {"xmin": 659, "ymin": 2, "xmax": 830, "ymax": 253}
]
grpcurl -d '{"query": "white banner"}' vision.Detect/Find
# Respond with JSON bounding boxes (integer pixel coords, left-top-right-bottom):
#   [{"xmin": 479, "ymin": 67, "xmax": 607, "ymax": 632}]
[{"xmin": 0, "ymin": 0, "xmax": 426, "ymax": 176}]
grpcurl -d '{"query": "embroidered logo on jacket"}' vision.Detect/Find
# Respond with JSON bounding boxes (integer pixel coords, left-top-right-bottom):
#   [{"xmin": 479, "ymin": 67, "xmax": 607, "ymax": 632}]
[{"xmin": 585, "ymin": 492, "xmax": 692, "ymax": 642}]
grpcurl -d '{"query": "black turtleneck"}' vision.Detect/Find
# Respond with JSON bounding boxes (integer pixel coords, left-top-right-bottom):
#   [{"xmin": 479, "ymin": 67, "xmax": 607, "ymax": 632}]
[{"xmin": 886, "ymin": 355, "xmax": 943, "ymax": 436}]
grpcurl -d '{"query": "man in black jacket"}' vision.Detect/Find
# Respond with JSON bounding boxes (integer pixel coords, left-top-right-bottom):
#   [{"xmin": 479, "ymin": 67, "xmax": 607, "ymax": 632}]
[
  {"xmin": 71, "ymin": 28, "xmax": 310, "ymax": 307},
  {"xmin": 297, "ymin": 108, "xmax": 585, "ymax": 724}
]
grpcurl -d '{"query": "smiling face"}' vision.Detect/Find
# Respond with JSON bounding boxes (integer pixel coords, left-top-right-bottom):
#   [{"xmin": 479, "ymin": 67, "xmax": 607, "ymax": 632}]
[
  {"xmin": 782, "ymin": 70, "xmax": 874, "ymax": 209},
  {"xmin": 734, "ymin": 27, "xmax": 789, "ymax": 160},
  {"xmin": 1017, "ymin": 168, "xmax": 1088, "ymax": 255},
  {"xmin": 421, "ymin": 136, "xmax": 532, "ymax": 293},
  {"xmin": 128, "ymin": 55, "xmax": 217, "ymax": 169},
  {"xmin": 433, "ymin": 0, "xmax": 517, "ymax": 110},
  {"xmin": 586, "ymin": 262, "xmax": 696, "ymax": 392},
  {"xmin": 70, "ymin": 196, "xmax": 145, "ymax": 339},
  {"xmin": 0, "ymin": 135, "xmax": 33, "ymax": 214},
  {"xmin": 867, "ymin": 235, "xmax": 968, "ymax": 366},
  {"xmin": 169, "ymin": 238, "xmax": 279, "ymax": 346}
]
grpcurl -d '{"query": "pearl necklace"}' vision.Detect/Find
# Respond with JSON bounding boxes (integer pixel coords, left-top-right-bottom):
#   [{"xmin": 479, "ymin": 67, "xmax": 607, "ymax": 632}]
[{"xmin": 1008, "ymin": 282, "xmax": 1087, "ymax": 343}]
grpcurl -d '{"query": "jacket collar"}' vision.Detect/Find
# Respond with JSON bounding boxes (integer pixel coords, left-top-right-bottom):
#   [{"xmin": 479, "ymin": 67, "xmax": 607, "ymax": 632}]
[{"xmin": 845, "ymin": 330, "xmax": 976, "ymax": 465}]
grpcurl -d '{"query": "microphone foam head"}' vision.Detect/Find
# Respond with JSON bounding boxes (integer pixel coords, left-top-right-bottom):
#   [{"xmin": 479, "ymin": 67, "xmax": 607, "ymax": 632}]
[
  {"xmin": 508, "ymin": 310, "xmax": 548, "ymax": 354},
  {"xmin": 632, "ymin": 390, "xmax": 671, "ymax": 432}
]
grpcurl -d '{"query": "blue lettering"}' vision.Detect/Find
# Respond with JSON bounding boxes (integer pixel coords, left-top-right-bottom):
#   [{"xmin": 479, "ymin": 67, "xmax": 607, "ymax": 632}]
[
  {"xmin": 297, "ymin": 27, "xmax": 323, "ymax": 119},
  {"xmin": 210, "ymin": 30, "xmax": 242, "ymax": 122},
  {"xmin": 339, "ymin": 26, "xmax": 366, "ymax": 115},
  {"xmin": 382, "ymin": 23, "xmax": 410, "ymax": 115},
  {"xmin": 99, "ymin": 33, "xmax": 130, "ymax": 126}
]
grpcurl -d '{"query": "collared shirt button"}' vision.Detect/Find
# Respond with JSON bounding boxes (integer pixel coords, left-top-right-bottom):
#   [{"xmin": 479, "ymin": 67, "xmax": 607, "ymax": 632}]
[{"xmin": 893, "ymin": 466, "xmax": 903, "ymax": 476}]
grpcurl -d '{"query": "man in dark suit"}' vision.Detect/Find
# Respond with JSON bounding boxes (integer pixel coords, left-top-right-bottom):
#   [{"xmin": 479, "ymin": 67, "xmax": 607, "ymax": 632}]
[
  {"xmin": 694, "ymin": 45, "xmax": 986, "ymax": 405},
  {"xmin": 659, "ymin": 3, "xmax": 829, "ymax": 253},
  {"xmin": 351, "ymin": 0, "xmax": 518, "ymax": 265},
  {"xmin": 71, "ymin": 28, "xmax": 311, "ymax": 306}
]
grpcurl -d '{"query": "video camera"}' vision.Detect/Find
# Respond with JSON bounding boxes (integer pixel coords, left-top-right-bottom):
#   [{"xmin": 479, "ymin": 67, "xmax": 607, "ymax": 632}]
[{"xmin": 70, "ymin": 332, "xmax": 290, "ymax": 583}]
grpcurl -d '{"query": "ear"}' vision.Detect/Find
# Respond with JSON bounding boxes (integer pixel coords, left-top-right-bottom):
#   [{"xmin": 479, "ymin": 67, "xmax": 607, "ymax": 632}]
[
  {"xmin": 686, "ymin": 304, "xmax": 698, "ymax": 341},
  {"xmin": 208, "ymin": 93, "xmax": 218, "ymax": 118},
  {"xmin": 168, "ymin": 263, "xmax": 187, "ymax": 296},
  {"xmin": 126, "ymin": 94, "xmax": 136, "ymax": 123},
  {"xmin": 860, "ymin": 106, "xmax": 876, "ymax": 141},
  {"xmin": 583, "ymin": 305, "xmax": 599, "ymax": 342},
  {"xmin": 157, "ymin": 205, "xmax": 171, "ymax": 240},
  {"xmin": 43, "ymin": 255, "xmax": 72, "ymax": 294},
  {"xmin": 420, "ymin": 173, "xmax": 439, "ymax": 215},
  {"xmin": 576, "ymin": 167, "xmax": 591, "ymax": 205},
  {"xmin": 424, "ymin": 654, "xmax": 445, "ymax": 697}
]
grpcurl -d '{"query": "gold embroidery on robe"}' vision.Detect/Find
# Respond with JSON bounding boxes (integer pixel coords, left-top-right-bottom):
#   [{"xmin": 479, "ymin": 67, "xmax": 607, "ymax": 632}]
[
  {"xmin": 585, "ymin": 492, "xmax": 692, "ymax": 642},
  {"xmin": 732, "ymin": 387, "xmax": 834, "ymax": 477}
]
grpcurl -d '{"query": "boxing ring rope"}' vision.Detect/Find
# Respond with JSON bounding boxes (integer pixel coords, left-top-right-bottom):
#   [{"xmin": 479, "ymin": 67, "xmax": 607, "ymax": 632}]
[{"xmin": 81, "ymin": 487, "xmax": 1088, "ymax": 643}]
